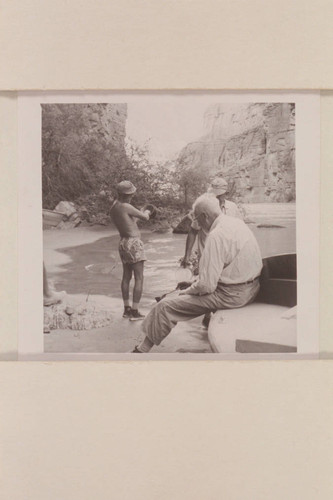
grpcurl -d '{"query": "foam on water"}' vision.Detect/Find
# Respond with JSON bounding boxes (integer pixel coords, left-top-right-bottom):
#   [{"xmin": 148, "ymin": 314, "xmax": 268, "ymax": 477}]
[{"xmin": 147, "ymin": 237, "xmax": 174, "ymax": 244}]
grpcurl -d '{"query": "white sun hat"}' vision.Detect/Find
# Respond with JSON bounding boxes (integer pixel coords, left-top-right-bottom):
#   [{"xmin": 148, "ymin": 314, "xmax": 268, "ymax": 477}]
[{"xmin": 207, "ymin": 177, "xmax": 228, "ymax": 196}]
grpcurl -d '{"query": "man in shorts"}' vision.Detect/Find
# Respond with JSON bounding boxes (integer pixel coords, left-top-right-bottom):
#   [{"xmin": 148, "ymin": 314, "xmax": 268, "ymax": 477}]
[{"xmin": 110, "ymin": 181, "xmax": 152, "ymax": 320}]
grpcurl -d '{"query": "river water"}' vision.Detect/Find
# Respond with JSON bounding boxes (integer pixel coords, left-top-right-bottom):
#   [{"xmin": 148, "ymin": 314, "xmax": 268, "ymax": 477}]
[
  {"xmin": 44, "ymin": 203, "xmax": 296, "ymax": 353},
  {"xmin": 49, "ymin": 204, "xmax": 296, "ymax": 301}
]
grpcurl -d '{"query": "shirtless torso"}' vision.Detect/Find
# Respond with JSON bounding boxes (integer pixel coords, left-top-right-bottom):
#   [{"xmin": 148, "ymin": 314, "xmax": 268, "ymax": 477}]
[{"xmin": 110, "ymin": 200, "xmax": 149, "ymax": 238}]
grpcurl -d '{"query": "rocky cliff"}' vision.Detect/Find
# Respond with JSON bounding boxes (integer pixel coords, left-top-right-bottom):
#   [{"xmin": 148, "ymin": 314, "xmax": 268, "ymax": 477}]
[
  {"xmin": 43, "ymin": 103, "xmax": 127, "ymax": 148},
  {"xmin": 177, "ymin": 103, "xmax": 295, "ymax": 202},
  {"xmin": 42, "ymin": 103, "xmax": 128, "ymax": 208},
  {"xmin": 77, "ymin": 103, "xmax": 127, "ymax": 150}
]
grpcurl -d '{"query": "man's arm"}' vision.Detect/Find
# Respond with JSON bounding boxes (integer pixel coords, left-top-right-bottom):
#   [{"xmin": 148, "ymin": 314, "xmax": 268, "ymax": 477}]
[
  {"xmin": 124, "ymin": 203, "xmax": 150, "ymax": 221},
  {"xmin": 184, "ymin": 232, "xmax": 225, "ymax": 295},
  {"xmin": 181, "ymin": 227, "xmax": 199, "ymax": 266}
]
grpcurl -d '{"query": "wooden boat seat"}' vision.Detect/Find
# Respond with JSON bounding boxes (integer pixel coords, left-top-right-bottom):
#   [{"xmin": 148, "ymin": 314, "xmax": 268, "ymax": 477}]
[{"xmin": 255, "ymin": 254, "xmax": 297, "ymax": 308}]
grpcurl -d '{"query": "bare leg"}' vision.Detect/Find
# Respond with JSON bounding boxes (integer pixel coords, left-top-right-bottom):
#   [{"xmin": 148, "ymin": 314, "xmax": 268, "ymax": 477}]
[
  {"xmin": 43, "ymin": 263, "xmax": 51, "ymax": 297},
  {"xmin": 121, "ymin": 263, "xmax": 133, "ymax": 306},
  {"xmin": 141, "ymin": 280, "xmax": 260, "ymax": 347},
  {"xmin": 132, "ymin": 261, "xmax": 144, "ymax": 308},
  {"xmin": 43, "ymin": 262, "xmax": 66, "ymax": 306},
  {"xmin": 129, "ymin": 261, "xmax": 145, "ymax": 321}
]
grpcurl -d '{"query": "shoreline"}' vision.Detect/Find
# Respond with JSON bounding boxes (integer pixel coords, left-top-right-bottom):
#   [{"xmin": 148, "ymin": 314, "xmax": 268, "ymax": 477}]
[
  {"xmin": 44, "ymin": 202, "xmax": 296, "ymax": 273},
  {"xmin": 43, "ymin": 224, "xmax": 119, "ymax": 273}
]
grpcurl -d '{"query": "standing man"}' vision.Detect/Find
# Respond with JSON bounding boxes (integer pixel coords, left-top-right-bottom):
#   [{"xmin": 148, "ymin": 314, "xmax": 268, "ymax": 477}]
[
  {"xmin": 110, "ymin": 180, "xmax": 152, "ymax": 321},
  {"xmin": 132, "ymin": 194, "xmax": 262, "ymax": 353},
  {"xmin": 181, "ymin": 177, "xmax": 243, "ymax": 327}
]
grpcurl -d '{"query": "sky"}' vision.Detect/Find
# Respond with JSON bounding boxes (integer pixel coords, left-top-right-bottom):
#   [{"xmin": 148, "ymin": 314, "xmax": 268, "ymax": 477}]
[{"xmin": 126, "ymin": 101, "xmax": 210, "ymax": 161}]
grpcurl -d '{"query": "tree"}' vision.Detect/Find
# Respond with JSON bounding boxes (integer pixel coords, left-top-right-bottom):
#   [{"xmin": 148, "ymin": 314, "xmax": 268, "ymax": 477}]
[
  {"xmin": 123, "ymin": 139, "xmax": 181, "ymax": 207},
  {"xmin": 175, "ymin": 157, "xmax": 210, "ymax": 208},
  {"xmin": 42, "ymin": 105, "xmax": 183, "ymax": 216},
  {"xmin": 42, "ymin": 104, "xmax": 129, "ymax": 208}
]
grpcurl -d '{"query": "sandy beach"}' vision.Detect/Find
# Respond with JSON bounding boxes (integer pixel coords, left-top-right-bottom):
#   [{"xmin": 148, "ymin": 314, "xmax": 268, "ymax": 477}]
[{"xmin": 43, "ymin": 224, "xmax": 212, "ymax": 354}]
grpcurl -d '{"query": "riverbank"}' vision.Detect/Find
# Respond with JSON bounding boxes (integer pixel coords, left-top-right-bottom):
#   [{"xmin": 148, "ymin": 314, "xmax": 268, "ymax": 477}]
[{"xmin": 44, "ymin": 225, "xmax": 212, "ymax": 353}]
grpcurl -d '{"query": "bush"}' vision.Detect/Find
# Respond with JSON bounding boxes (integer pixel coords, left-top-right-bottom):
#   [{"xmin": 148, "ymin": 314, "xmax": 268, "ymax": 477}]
[{"xmin": 42, "ymin": 105, "xmax": 188, "ymax": 218}]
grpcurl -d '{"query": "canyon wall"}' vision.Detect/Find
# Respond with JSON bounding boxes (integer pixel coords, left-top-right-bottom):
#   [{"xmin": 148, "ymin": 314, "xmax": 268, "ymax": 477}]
[
  {"xmin": 177, "ymin": 103, "xmax": 295, "ymax": 202},
  {"xmin": 74, "ymin": 103, "xmax": 127, "ymax": 150},
  {"xmin": 42, "ymin": 103, "xmax": 128, "ymax": 208}
]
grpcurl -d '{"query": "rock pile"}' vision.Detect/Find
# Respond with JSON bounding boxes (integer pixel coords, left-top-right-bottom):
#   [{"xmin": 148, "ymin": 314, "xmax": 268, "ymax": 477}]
[
  {"xmin": 44, "ymin": 298, "xmax": 113, "ymax": 331},
  {"xmin": 173, "ymin": 214, "xmax": 192, "ymax": 234},
  {"xmin": 43, "ymin": 201, "xmax": 81, "ymax": 229}
]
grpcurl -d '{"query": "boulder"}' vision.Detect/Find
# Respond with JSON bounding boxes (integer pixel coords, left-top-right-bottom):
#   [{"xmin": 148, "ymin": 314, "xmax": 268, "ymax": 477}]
[
  {"xmin": 151, "ymin": 219, "xmax": 172, "ymax": 233},
  {"xmin": 42, "ymin": 209, "xmax": 66, "ymax": 229},
  {"xmin": 54, "ymin": 201, "xmax": 77, "ymax": 218},
  {"xmin": 57, "ymin": 215, "xmax": 81, "ymax": 229},
  {"xmin": 173, "ymin": 214, "xmax": 192, "ymax": 234}
]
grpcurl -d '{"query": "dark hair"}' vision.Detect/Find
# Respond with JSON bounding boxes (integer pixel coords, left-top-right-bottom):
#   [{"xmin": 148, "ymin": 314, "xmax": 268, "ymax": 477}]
[{"xmin": 118, "ymin": 192, "xmax": 133, "ymax": 202}]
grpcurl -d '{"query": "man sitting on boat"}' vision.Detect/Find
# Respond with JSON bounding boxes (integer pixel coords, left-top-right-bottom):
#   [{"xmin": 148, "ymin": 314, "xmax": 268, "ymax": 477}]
[
  {"xmin": 181, "ymin": 177, "xmax": 242, "ymax": 266},
  {"xmin": 181, "ymin": 176, "xmax": 243, "ymax": 328},
  {"xmin": 132, "ymin": 194, "xmax": 263, "ymax": 353}
]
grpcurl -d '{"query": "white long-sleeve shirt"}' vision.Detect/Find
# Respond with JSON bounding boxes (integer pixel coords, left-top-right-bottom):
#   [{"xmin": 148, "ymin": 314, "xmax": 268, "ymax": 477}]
[
  {"xmin": 191, "ymin": 199, "xmax": 243, "ymax": 256},
  {"xmin": 187, "ymin": 214, "xmax": 263, "ymax": 295}
]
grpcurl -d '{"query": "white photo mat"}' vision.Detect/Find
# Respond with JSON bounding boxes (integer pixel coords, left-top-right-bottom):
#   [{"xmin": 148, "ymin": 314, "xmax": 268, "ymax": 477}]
[{"xmin": 18, "ymin": 91, "xmax": 320, "ymax": 360}]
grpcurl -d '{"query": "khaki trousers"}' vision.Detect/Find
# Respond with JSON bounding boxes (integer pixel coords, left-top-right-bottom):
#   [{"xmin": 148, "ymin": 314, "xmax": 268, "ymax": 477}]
[{"xmin": 142, "ymin": 280, "xmax": 260, "ymax": 345}]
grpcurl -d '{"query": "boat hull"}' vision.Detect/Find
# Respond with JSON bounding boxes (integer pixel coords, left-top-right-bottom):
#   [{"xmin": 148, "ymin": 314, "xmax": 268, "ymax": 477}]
[{"xmin": 208, "ymin": 253, "xmax": 297, "ymax": 353}]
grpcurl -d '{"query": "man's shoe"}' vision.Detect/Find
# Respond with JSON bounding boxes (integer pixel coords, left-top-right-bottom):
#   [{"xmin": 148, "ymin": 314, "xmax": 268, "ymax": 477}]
[
  {"xmin": 131, "ymin": 345, "xmax": 143, "ymax": 353},
  {"xmin": 122, "ymin": 306, "xmax": 132, "ymax": 318},
  {"xmin": 129, "ymin": 310, "xmax": 145, "ymax": 321}
]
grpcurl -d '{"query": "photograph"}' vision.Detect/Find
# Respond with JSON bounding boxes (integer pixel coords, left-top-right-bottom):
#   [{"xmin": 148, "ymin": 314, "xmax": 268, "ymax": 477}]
[
  {"xmin": 17, "ymin": 92, "xmax": 319, "ymax": 358},
  {"xmin": 2, "ymin": 2, "xmax": 331, "ymax": 498}
]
